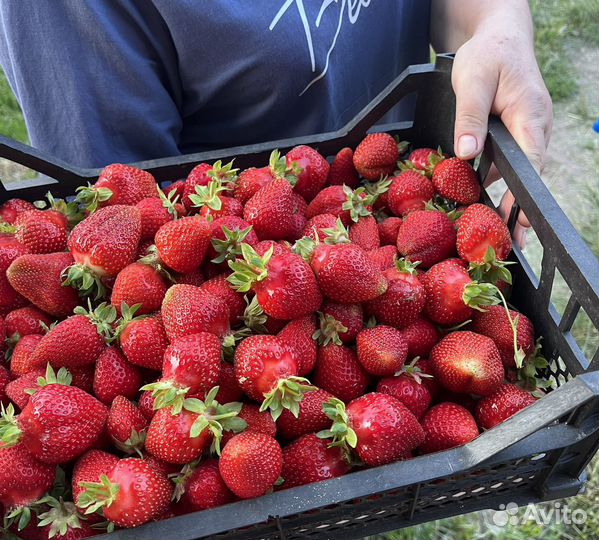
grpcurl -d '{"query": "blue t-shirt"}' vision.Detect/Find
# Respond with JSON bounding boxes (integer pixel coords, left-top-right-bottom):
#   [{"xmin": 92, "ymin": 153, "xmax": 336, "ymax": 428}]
[{"xmin": 0, "ymin": 1, "xmax": 430, "ymax": 168}]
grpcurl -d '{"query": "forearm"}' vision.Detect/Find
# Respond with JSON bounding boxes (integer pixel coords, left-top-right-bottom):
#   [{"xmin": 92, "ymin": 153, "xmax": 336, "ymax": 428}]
[{"xmin": 430, "ymin": 0, "xmax": 534, "ymax": 52}]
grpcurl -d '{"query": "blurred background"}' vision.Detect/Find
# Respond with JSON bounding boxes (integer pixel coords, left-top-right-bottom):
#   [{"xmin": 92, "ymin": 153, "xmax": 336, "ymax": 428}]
[{"xmin": 1, "ymin": 1, "xmax": 598, "ymax": 539}]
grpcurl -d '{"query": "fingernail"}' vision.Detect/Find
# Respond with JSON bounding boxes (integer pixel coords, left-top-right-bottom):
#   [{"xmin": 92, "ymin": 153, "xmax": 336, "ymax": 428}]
[
  {"xmin": 516, "ymin": 228, "xmax": 527, "ymax": 250},
  {"xmin": 456, "ymin": 135, "xmax": 478, "ymax": 159}
]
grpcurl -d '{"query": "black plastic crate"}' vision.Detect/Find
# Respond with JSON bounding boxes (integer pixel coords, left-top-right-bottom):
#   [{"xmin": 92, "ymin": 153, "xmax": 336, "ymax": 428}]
[{"xmin": 1, "ymin": 55, "xmax": 598, "ymax": 540}]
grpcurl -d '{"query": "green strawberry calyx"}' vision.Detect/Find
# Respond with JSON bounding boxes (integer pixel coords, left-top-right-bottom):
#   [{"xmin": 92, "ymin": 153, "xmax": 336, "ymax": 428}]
[
  {"xmin": 62, "ymin": 264, "xmax": 107, "ymax": 301},
  {"xmin": 227, "ymin": 243, "xmax": 274, "ymax": 292},
  {"xmin": 0, "ymin": 221, "xmax": 17, "ymax": 234},
  {"xmin": 312, "ymin": 312, "xmax": 348, "ymax": 346},
  {"xmin": 468, "ymin": 246, "xmax": 515, "ymax": 286},
  {"xmin": 25, "ymin": 364, "xmax": 73, "ymax": 397},
  {"xmin": 112, "ymin": 302, "xmax": 144, "ymax": 342},
  {"xmin": 342, "ymin": 186, "xmax": 376, "ymax": 223},
  {"xmin": 322, "ymin": 218, "xmax": 351, "ymax": 245},
  {"xmin": 170, "ymin": 461, "xmax": 199, "ymax": 502},
  {"xmin": 317, "ymin": 398, "xmax": 358, "ymax": 454},
  {"xmin": 73, "ymin": 300, "xmax": 118, "ymax": 342},
  {"xmin": 207, "ymin": 159, "xmax": 239, "ymax": 187},
  {"xmin": 269, "ymin": 149, "xmax": 301, "ymax": 186},
  {"xmin": 396, "ymin": 357, "xmax": 434, "ymax": 384},
  {"xmin": 112, "ymin": 428, "xmax": 147, "ymax": 458},
  {"xmin": 138, "ymin": 245, "xmax": 176, "ymax": 282},
  {"xmin": 78, "ymin": 475, "xmax": 120, "ymax": 515},
  {"xmin": 189, "ymin": 179, "xmax": 229, "ymax": 211},
  {"xmin": 74, "ymin": 183, "xmax": 113, "ymax": 214},
  {"xmin": 158, "ymin": 187, "xmax": 181, "ymax": 220},
  {"xmin": 241, "ymin": 295, "xmax": 269, "ymax": 334},
  {"xmin": 0, "ymin": 403, "xmax": 22, "ymax": 448},
  {"xmin": 293, "ymin": 236, "xmax": 318, "ymax": 262},
  {"xmin": 260, "ymin": 376, "xmax": 316, "ymax": 421},
  {"xmin": 394, "ymin": 256, "xmax": 420, "ymax": 275},
  {"xmin": 36, "ymin": 496, "xmax": 88, "ymax": 539},
  {"xmin": 211, "ymin": 225, "xmax": 256, "ymax": 264},
  {"xmin": 34, "ymin": 191, "xmax": 85, "ymax": 227}
]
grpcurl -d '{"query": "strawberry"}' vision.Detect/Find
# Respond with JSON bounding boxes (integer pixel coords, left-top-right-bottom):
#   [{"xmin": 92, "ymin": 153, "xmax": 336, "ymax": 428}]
[
  {"xmin": 430, "ymin": 331, "xmax": 504, "ymax": 396},
  {"xmin": 365, "ymin": 258, "xmax": 426, "ymax": 329},
  {"xmin": 110, "ymin": 262, "xmax": 168, "ymax": 316},
  {"xmin": 5, "ymin": 369, "xmax": 45, "ymax": 409},
  {"xmin": 145, "ymin": 389, "xmax": 245, "ymax": 463},
  {"xmin": 138, "ymin": 391, "xmax": 157, "ymax": 422},
  {"xmin": 349, "ymin": 215, "xmax": 380, "ymax": 250},
  {"xmin": 401, "ymin": 317, "xmax": 440, "ymax": 359},
  {"xmin": 182, "ymin": 160, "xmax": 238, "ymax": 212},
  {"xmin": 199, "ymin": 274, "xmax": 246, "ymax": 326},
  {"xmin": 419, "ymin": 402, "xmax": 479, "ymax": 454},
  {"xmin": 208, "ymin": 215, "xmax": 258, "ymax": 266},
  {"xmin": 161, "ymin": 284, "xmax": 230, "ymax": 342},
  {"xmin": 2, "ymin": 209, "xmax": 68, "ymax": 254},
  {"xmin": 163, "ymin": 180, "xmax": 185, "ymax": 200},
  {"xmin": 243, "ymin": 178, "xmax": 304, "ymax": 241},
  {"xmin": 437, "ymin": 389, "xmax": 478, "ymax": 412},
  {"xmin": 228, "ymin": 244, "xmax": 321, "ymax": 320},
  {"xmin": 313, "ymin": 344, "xmax": 369, "ymax": 403},
  {"xmin": 180, "ymin": 459, "xmax": 235, "ymax": 510},
  {"xmin": 277, "ymin": 315, "xmax": 318, "ymax": 376},
  {"xmin": 69, "ymin": 365, "xmax": 95, "ymax": 395},
  {"xmin": 72, "ymin": 450, "xmax": 120, "ymax": 509},
  {"xmin": 75, "ymin": 163, "xmax": 158, "ymax": 211},
  {"xmin": 78, "ymin": 457, "xmax": 173, "ymax": 528},
  {"xmin": 376, "ymin": 359, "xmax": 433, "ymax": 419},
  {"xmin": 174, "ymin": 269, "xmax": 205, "ymax": 285},
  {"xmin": 303, "ymin": 213, "xmax": 338, "ymax": 241},
  {"xmin": 286, "ymin": 145, "xmax": 329, "ymax": 202},
  {"xmin": 29, "ymin": 303, "xmax": 115, "ymax": 370},
  {"xmin": 219, "ymin": 431, "xmax": 283, "ymax": 499},
  {"xmin": 214, "ymin": 361, "xmax": 244, "ymax": 403},
  {"xmin": 0, "ymin": 442, "xmax": 55, "ymax": 510},
  {"xmin": 313, "ymin": 302, "xmax": 363, "ymax": 346},
  {"xmin": 457, "ymin": 204, "xmax": 511, "ymax": 262},
  {"xmin": 0, "ymin": 364, "xmax": 10, "ymax": 405},
  {"xmin": 276, "ymin": 388, "xmax": 336, "ymax": 440},
  {"xmin": 240, "ymin": 295, "xmax": 287, "ymax": 335},
  {"xmin": 416, "ymin": 358, "xmax": 442, "ymax": 398},
  {"xmin": 234, "ymin": 166, "xmax": 274, "ymax": 205},
  {"xmin": 0, "ymin": 274, "xmax": 28, "ymax": 317},
  {"xmin": 0, "ymin": 198, "xmax": 35, "ymax": 224},
  {"xmin": 106, "ymin": 396, "xmax": 148, "ymax": 454},
  {"xmin": 282, "ymin": 433, "xmax": 350, "ymax": 488},
  {"xmin": 431, "ymin": 157, "xmax": 480, "ymax": 205},
  {"xmin": 7, "ymin": 252, "xmax": 80, "ymax": 318},
  {"xmin": 475, "ymin": 383, "xmax": 537, "ymax": 429},
  {"xmin": 327, "ymin": 147, "xmax": 359, "ymax": 188},
  {"xmin": 356, "ymin": 325, "xmax": 408, "ymax": 376},
  {"xmin": 396, "ymin": 210, "xmax": 456, "ymax": 268},
  {"xmin": 0, "ymin": 234, "xmax": 29, "ymax": 272},
  {"xmin": 136, "ymin": 194, "xmax": 181, "ymax": 241},
  {"xmin": 118, "ymin": 313, "xmax": 169, "ymax": 371},
  {"xmin": 0, "ymin": 382, "xmax": 108, "ymax": 463},
  {"xmin": 353, "ymin": 133, "xmax": 400, "ymax": 180},
  {"xmin": 154, "ymin": 215, "xmax": 212, "ymax": 274},
  {"xmin": 190, "ymin": 179, "xmax": 243, "ymax": 219},
  {"xmin": 387, "ymin": 171, "xmax": 434, "ymax": 216},
  {"xmin": 234, "ymin": 335, "xmax": 314, "ymax": 419},
  {"xmin": 221, "ymin": 403, "xmax": 277, "ymax": 446},
  {"xmin": 378, "ymin": 216, "xmax": 403, "ymax": 245},
  {"xmin": 367, "ymin": 245, "xmax": 399, "ymax": 271},
  {"xmin": 31, "ymin": 496, "xmax": 99, "ymax": 540},
  {"xmin": 93, "ymin": 347, "xmax": 142, "ymax": 405},
  {"xmin": 4, "ymin": 306, "xmax": 53, "ymax": 340},
  {"xmin": 9, "ymin": 334, "xmax": 44, "ymax": 376},
  {"xmin": 65, "ymin": 205, "xmax": 141, "ymax": 298},
  {"xmin": 319, "ymin": 394, "xmax": 424, "ymax": 466},
  {"xmin": 142, "ymin": 332, "xmax": 221, "ymax": 411},
  {"xmin": 305, "ymin": 185, "xmax": 350, "ymax": 223},
  {"xmin": 406, "ymin": 147, "xmax": 444, "ymax": 174}
]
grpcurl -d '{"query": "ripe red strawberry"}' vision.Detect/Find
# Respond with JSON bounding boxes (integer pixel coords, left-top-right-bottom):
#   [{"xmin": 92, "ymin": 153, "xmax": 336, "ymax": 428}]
[
  {"xmin": 154, "ymin": 215, "xmax": 212, "ymax": 273},
  {"xmin": 254, "ymin": 239, "xmax": 291, "ymax": 257},
  {"xmin": 349, "ymin": 215, "xmax": 380, "ymax": 251},
  {"xmin": 208, "ymin": 215, "xmax": 258, "ymax": 265},
  {"xmin": 29, "ymin": 303, "xmax": 115, "ymax": 370},
  {"xmin": 228, "ymin": 244, "xmax": 321, "ymax": 320},
  {"xmin": 314, "ymin": 302, "xmax": 363, "ymax": 346},
  {"xmin": 1, "ymin": 364, "xmax": 11, "ymax": 405},
  {"xmin": 163, "ymin": 179, "xmax": 185, "ymax": 200},
  {"xmin": 78, "ymin": 457, "xmax": 172, "ymax": 528},
  {"xmin": 431, "ymin": 331, "xmax": 504, "ymax": 396},
  {"xmin": 353, "ymin": 133, "xmax": 400, "ymax": 180},
  {"xmin": 475, "ymin": 384, "xmax": 537, "ymax": 429},
  {"xmin": 365, "ymin": 258, "xmax": 426, "ymax": 329},
  {"xmin": 305, "ymin": 185, "xmax": 350, "ymax": 222},
  {"xmin": 277, "ymin": 388, "xmax": 336, "ymax": 440},
  {"xmin": 277, "ymin": 315, "xmax": 318, "ymax": 376},
  {"xmin": 142, "ymin": 332, "xmax": 221, "ymax": 411},
  {"xmin": 65, "ymin": 205, "xmax": 141, "ymax": 298},
  {"xmin": 221, "ymin": 402, "xmax": 277, "ymax": 447},
  {"xmin": 93, "ymin": 347, "xmax": 142, "ymax": 405},
  {"xmin": 282, "ymin": 433, "xmax": 350, "ymax": 488},
  {"xmin": 5, "ymin": 369, "xmax": 45, "ymax": 409},
  {"xmin": 406, "ymin": 147, "xmax": 444, "ymax": 174},
  {"xmin": 118, "ymin": 313, "xmax": 169, "ymax": 370},
  {"xmin": 457, "ymin": 203, "xmax": 512, "ymax": 263},
  {"xmin": 378, "ymin": 216, "xmax": 403, "ymax": 245},
  {"xmin": 5, "ymin": 209, "xmax": 68, "ymax": 254},
  {"xmin": 9, "ymin": 334, "xmax": 44, "ymax": 376},
  {"xmin": 432, "ymin": 157, "xmax": 480, "ymax": 205},
  {"xmin": 75, "ymin": 163, "xmax": 158, "ymax": 211},
  {"xmin": 310, "ymin": 242, "xmax": 387, "ymax": 303},
  {"xmin": 72, "ymin": 450, "xmax": 120, "ymax": 512},
  {"xmin": 286, "ymin": 145, "xmax": 329, "ymax": 202},
  {"xmin": 0, "ymin": 236, "xmax": 30, "ymax": 315},
  {"xmin": 421, "ymin": 259, "xmax": 500, "ymax": 325},
  {"xmin": 313, "ymin": 344, "xmax": 369, "ymax": 403},
  {"xmin": 396, "ymin": 210, "xmax": 456, "ymax": 268},
  {"xmin": 0, "ymin": 442, "xmax": 56, "ymax": 510},
  {"xmin": 199, "ymin": 274, "xmax": 246, "ymax": 326},
  {"xmin": 234, "ymin": 335, "xmax": 313, "ymax": 419},
  {"xmin": 401, "ymin": 317, "xmax": 440, "ymax": 359},
  {"xmin": 107, "ymin": 396, "xmax": 148, "ymax": 454},
  {"xmin": 161, "ymin": 284, "xmax": 230, "ymax": 341},
  {"xmin": 419, "ymin": 402, "xmax": 479, "ymax": 454},
  {"xmin": 387, "ymin": 171, "xmax": 434, "ymax": 216},
  {"xmin": 182, "ymin": 160, "xmax": 238, "ymax": 211},
  {"xmin": 327, "ymin": 147, "xmax": 359, "ymax": 188},
  {"xmin": 214, "ymin": 361, "xmax": 244, "ymax": 403},
  {"xmin": 356, "ymin": 325, "xmax": 408, "ymax": 376},
  {"xmin": 416, "ymin": 358, "xmax": 442, "ymax": 398},
  {"xmin": 138, "ymin": 391, "xmax": 157, "ymax": 421},
  {"xmin": 0, "ymin": 198, "xmax": 35, "ymax": 224},
  {"xmin": 219, "ymin": 431, "xmax": 283, "ymax": 499},
  {"xmin": 1, "ymin": 383, "xmax": 108, "ymax": 463},
  {"xmin": 367, "ymin": 245, "xmax": 397, "ymax": 271},
  {"xmin": 111, "ymin": 262, "xmax": 168, "ymax": 316},
  {"xmin": 303, "ymin": 213, "xmax": 338, "ymax": 241},
  {"xmin": 4, "ymin": 306, "xmax": 53, "ymax": 340},
  {"xmin": 174, "ymin": 269, "xmax": 206, "ymax": 285},
  {"xmin": 180, "ymin": 459, "xmax": 236, "ymax": 510},
  {"xmin": 319, "ymin": 393, "xmax": 424, "ymax": 466},
  {"xmin": 136, "ymin": 195, "xmax": 181, "ymax": 241},
  {"xmin": 243, "ymin": 178, "xmax": 304, "ymax": 241},
  {"xmin": 28, "ymin": 496, "xmax": 100, "ymax": 540},
  {"xmin": 7, "ymin": 252, "xmax": 80, "ymax": 318},
  {"xmin": 234, "ymin": 166, "xmax": 274, "ymax": 205},
  {"xmin": 0, "ymin": 275, "xmax": 28, "ymax": 317}
]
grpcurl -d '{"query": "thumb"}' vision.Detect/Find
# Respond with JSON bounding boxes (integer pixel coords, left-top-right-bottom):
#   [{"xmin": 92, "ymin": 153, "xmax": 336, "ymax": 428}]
[{"xmin": 451, "ymin": 49, "xmax": 497, "ymax": 159}]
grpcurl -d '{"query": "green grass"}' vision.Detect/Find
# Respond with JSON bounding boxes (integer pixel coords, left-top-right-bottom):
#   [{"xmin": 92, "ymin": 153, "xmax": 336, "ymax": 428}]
[{"xmin": 0, "ymin": 70, "xmax": 27, "ymax": 143}]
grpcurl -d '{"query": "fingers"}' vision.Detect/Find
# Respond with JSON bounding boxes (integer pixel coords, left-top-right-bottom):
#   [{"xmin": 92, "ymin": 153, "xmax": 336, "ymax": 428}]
[{"xmin": 498, "ymin": 189, "xmax": 530, "ymax": 249}]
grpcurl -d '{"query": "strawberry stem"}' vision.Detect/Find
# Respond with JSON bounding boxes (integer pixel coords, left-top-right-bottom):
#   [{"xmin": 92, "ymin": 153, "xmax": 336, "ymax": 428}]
[
  {"xmin": 78, "ymin": 475, "xmax": 120, "ymax": 515},
  {"xmin": 227, "ymin": 243, "xmax": 273, "ymax": 292},
  {"xmin": 74, "ymin": 184, "xmax": 113, "ymax": 214},
  {"xmin": 36, "ymin": 497, "xmax": 87, "ymax": 538},
  {"xmin": 211, "ymin": 226, "xmax": 255, "ymax": 264},
  {"xmin": 317, "ymin": 398, "xmax": 358, "ymax": 453},
  {"xmin": 62, "ymin": 264, "xmax": 107, "ymax": 301},
  {"xmin": 0, "ymin": 403, "xmax": 22, "ymax": 448},
  {"xmin": 468, "ymin": 246, "xmax": 515, "ymax": 285},
  {"xmin": 140, "ymin": 380, "xmax": 190, "ymax": 414},
  {"xmin": 312, "ymin": 313, "xmax": 348, "ymax": 346},
  {"xmin": 260, "ymin": 376, "xmax": 316, "ymax": 421}
]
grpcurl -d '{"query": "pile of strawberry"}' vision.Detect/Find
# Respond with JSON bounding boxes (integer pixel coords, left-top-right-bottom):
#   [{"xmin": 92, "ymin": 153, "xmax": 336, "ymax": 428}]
[{"xmin": 0, "ymin": 133, "xmax": 550, "ymax": 539}]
